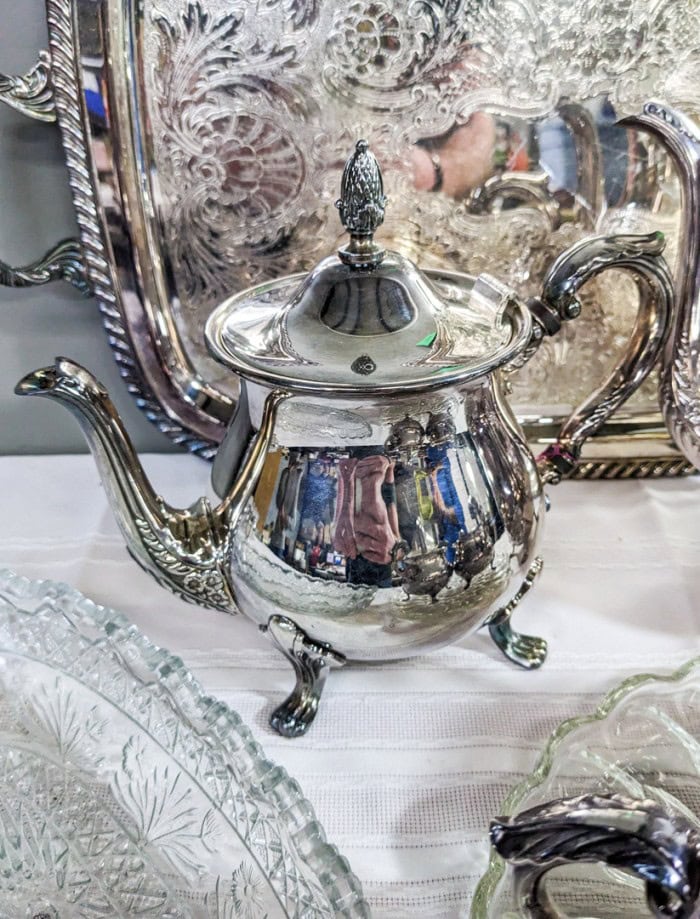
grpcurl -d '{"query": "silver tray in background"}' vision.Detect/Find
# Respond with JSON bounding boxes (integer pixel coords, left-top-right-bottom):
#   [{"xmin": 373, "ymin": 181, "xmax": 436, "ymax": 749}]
[{"xmin": 2, "ymin": 0, "xmax": 700, "ymax": 475}]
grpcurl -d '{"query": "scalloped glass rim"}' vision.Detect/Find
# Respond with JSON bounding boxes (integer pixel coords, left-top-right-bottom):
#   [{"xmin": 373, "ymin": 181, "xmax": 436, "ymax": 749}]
[
  {"xmin": 0, "ymin": 567, "xmax": 369, "ymax": 918},
  {"xmin": 470, "ymin": 654, "xmax": 700, "ymax": 917}
]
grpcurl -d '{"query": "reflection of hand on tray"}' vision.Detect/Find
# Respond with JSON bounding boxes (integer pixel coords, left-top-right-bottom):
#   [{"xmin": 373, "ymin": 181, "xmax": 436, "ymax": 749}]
[{"xmin": 411, "ymin": 112, "xmax": 496, "ymax": 198}]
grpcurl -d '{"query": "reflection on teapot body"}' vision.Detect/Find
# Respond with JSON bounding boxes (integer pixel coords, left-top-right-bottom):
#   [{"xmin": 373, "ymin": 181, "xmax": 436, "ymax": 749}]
[
  {"xmin": 15, "ymin": 139, "xmax": 673, "ymax": 736},
  {"xmin": 229, "ymin": 385, "xmax": 540, "ymax": 668}
]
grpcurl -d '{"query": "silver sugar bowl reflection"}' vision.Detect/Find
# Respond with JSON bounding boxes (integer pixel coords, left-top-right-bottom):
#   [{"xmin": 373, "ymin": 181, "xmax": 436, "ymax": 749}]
[{"xmin": 16, "ymin": 140, "xmax": 673, "ymax": 736}]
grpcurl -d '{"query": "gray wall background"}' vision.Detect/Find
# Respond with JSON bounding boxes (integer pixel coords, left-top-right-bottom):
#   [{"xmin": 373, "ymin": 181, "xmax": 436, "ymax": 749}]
[{"xmin": 0, "ymin": 0, "xmax": 176, "ymax": 454}]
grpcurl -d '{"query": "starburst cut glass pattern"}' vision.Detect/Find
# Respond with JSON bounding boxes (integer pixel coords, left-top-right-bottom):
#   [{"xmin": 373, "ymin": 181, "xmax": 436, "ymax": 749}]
[{"xmin": 0, "ymin": 569, "xmax": 368, "ymax": 919}]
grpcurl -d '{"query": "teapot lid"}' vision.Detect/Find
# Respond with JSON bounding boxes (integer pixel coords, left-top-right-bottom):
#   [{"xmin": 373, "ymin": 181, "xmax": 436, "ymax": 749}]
[{"xmin": 205, "ymin": 140, "xmax": 531, "ymax": 395}]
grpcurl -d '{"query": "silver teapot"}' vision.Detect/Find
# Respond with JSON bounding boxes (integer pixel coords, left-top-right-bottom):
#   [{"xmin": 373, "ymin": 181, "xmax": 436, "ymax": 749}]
[{"xmin": 16, "ymin": 139, "xmax": 673, "ymax": 736}]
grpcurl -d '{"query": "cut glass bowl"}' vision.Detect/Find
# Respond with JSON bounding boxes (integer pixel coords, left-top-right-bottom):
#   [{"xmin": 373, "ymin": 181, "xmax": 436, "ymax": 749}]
[
  {"xmin": 0, "ymin": 568, "xmax": 369, "ymax": 919},
  {"xmin": 471, "ymin": 656, "xmax": 700, "ymax": 919}
]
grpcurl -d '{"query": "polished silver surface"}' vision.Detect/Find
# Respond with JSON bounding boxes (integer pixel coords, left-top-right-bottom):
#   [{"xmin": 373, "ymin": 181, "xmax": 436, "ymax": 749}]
[
  {"xmin": 0, "ymin": 237, "xmax": 90, "ymax": 294},
  {"xmin": 13, "ymin": 171, "xmax": 673, "ymax": 736},
  {"xmin": 622, "ymin": 103, "xmax": 700, "ymax": 474},
  {"xmin": 206, "ymin": 266, "xmax": 531, "ymax": 395},
  {"xmin": 8, "ymin": 0, "xmax": 696, "ymax": 472},
  {"xmin": 490, "ymin": 793, "xmax": 700, "ymax": 919},
  {"xmin": 263, "ymin": 615, "xmax": 346, "ymax": 739},
  {"xmin": 228, "ymin": 384, "xmax": 545, "ymax": 663},
  {"xmin": 0, "ymin": 50, "xmax": 55, "ymax": 121}
]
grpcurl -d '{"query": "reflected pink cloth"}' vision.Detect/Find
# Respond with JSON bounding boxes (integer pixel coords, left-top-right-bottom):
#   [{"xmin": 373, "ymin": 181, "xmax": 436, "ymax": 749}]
[
  {"xmin": 333, "ymin": 458, "xmax": 358, "ymax": 559},
  {"xmin": 354, "ymin": 456, "xmax": 399, "ymax": 565}
]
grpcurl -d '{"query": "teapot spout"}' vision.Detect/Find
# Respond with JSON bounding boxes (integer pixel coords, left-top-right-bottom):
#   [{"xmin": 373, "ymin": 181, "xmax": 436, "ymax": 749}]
[
  {"xmin": 618, "ymin": 103, "xmax": 700, "ymax": 467},
  {"xmin": 16, "ymin": 358, "xmax": 236, "ymax": 611}
]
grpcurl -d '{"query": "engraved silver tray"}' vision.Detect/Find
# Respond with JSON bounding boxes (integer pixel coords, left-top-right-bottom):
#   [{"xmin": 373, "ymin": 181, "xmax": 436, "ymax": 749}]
[
  {"xmin": 2, "ymin": 0, "xmax": 700, "ymax": 475},
  {"xmin": 0, "ymin": 567, "xmax": 369, "ymax": 918}
]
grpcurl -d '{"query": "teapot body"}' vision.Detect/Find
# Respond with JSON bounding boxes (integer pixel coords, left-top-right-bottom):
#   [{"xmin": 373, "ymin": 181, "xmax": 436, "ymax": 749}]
[
  {"xmin": 13, "ymin": 134, "xmax": 675, "ymax": 735},
  {"xmin": 227, "ymin": 377, "xmax": 544, "ymax": 662}
]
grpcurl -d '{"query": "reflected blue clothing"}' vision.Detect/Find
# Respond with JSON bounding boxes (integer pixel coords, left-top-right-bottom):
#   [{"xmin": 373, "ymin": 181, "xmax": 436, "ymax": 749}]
[
  {"xmin": 85, "ymin": 89, "xmax": 106, "ymax": 121},
  {"xmin": 426, "ymin": 446, "xmax": 466, "ymax": 564},
  {"xmin": 298, "ymin": 469, "xmax": 336, "ymax": 525},
  {"xmin": 537, "ymin": 99, "xmax": 628, "ymax": 203}
]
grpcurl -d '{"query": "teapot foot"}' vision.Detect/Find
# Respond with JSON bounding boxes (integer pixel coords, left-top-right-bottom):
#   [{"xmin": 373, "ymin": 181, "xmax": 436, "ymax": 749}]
[
  {"xmin": 485, "ymin": 556, "xmax": 547, "ymax": 670},
  {"xmin": 261, "ymin": 615, "xmax": 346, "ymax": 738}
]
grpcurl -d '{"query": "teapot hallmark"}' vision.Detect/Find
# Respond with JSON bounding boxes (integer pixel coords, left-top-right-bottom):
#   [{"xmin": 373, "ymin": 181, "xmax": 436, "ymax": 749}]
[{"xmin": 16, "ymin": 138, "xmax": 673, "ymax": 737}]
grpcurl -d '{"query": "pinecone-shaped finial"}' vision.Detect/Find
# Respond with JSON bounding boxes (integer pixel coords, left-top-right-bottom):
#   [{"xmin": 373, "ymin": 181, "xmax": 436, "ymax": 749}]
[
  {"xmin": 336, "ymin": 140, "xmax": 387, "ymax": 267},
  {"xmin": 336, "ymin": 140, "xmax": 387, "ymax": 237}
]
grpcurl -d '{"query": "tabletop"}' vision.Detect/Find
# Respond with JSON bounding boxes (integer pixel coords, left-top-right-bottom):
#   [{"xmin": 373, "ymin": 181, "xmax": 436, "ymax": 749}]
[{"xmin": 2, "ymin": 452, "xmax": 699, "ymax": 918}]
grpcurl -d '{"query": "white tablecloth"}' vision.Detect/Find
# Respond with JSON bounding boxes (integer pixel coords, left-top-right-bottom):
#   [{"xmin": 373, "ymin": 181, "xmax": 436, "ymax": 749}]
[{"xmin": 2, "ymin": 453, "xmax": 699, "ymax": 917}]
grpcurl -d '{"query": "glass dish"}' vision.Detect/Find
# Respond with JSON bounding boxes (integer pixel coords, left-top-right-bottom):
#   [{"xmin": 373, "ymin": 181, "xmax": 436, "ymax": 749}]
[
  {"xmin": 471, "ymin": 656, "xmax": 700, "ymax": 919},
  {"xmin": 0, "ymin": 568, "xmax": 369, "ymax": 919}
]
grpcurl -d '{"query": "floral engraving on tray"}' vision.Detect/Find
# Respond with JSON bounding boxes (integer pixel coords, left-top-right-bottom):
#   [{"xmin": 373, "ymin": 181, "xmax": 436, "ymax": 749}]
[
  {"xmin": 145, "ymin": 0, "xmax": 692, "ymax": 416},
  {"xmin": 150, "ymin": 2, "xmax": 320, "ymax": 305},
  {"xmin": 322, "ymin": 0, "xmax": 466, "ymax": 111}
]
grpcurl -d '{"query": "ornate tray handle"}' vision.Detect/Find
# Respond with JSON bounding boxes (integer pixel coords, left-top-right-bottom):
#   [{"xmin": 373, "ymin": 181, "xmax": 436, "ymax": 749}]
[
  {"xmin": 1, "ymin": 50, "xmax": 90, "ymax": 295},
  {"xmin": 0, "ymin": 238, "xmax": 91, "ymax": 295},
  {"xmin": 0, "ymin": 50, "xmax": 56, "ymax": 122},
  {"xmin": 621, "ymin": 103, "xmax": 700, "ymax": 473},
  {"xmin": 491, "ymin": 793, "xmax": 700, "ymax": 919}
]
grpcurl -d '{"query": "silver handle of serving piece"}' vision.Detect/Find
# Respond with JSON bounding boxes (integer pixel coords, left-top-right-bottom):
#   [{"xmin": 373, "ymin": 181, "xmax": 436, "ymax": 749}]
[
  {"xmin": 0, "ymin": 51, "xmax": 56, "ymax": 122},
  {"xmin": 527, "ymin": 232, "xmax": 673, "ymax": 484},
  {"xmin": 490, "ymin": 793, "xmax": 700, "ymax": 919},
  {"xmin": 0, "ymin": 51, "xmax": 90, "ymax": 295},
  {"xmin": 467, "ymin": 99, "xmax": 603, "ymax": 229},
  {"xmin": 0, "ymin": 239, "xmax": 91, "ymax": 294}
]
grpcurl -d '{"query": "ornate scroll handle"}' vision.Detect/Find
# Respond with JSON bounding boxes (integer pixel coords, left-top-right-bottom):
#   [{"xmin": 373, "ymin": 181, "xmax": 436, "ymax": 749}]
[
  {"xmin": 491, "ymin": 793, "xmax": 700, "ymax": 919},
  {"xmin": 467, "ymin": 170, "xmax": 562, "ymax": 229},
  {"xmin": 0, "ymin": 238, "xmax": 92, "ymax": 296},
  {"xmin": 618, "ymin": 103, "xmax": 700, "ymax": 471},
  {"xmin": 0, "ymin": 54, "xmax": 88, "ymax": 297},
  {"xmin": 0, "ymin": 51, "xmax": 56, "ymax": 122},
  {"xmin": 529, "ymin": 232, "xmax": 673, "ymax": 484}
]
